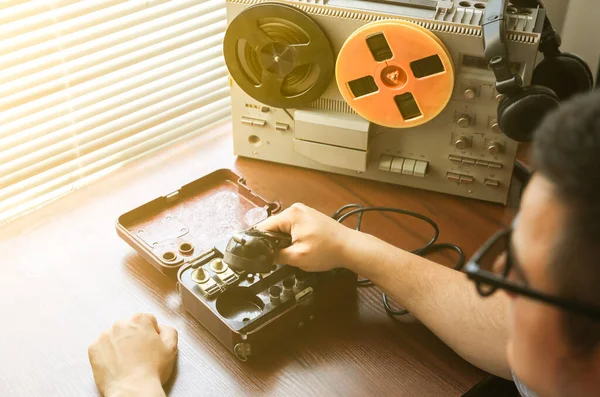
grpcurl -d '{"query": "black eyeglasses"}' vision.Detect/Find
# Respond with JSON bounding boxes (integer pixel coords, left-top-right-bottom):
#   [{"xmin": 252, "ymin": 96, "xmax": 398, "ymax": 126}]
[{"xmin": 464, "ymin": 228, "xmax": 600, "ymax": 321}]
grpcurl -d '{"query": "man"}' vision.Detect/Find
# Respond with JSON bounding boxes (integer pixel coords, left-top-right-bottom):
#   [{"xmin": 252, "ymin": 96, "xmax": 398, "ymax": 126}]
[{"xmin": 89, "ymin": 90, "xmax": 600, "ymax": 397}]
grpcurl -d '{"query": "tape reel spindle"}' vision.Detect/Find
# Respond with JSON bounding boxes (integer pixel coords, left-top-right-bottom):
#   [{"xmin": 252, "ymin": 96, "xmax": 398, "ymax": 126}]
[{"xmin": 223, "ymin": 2, "xmax": 334, "ymax": 109}]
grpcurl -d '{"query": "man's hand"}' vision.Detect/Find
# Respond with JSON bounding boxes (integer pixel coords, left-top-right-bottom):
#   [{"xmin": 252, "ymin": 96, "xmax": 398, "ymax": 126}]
[
  {"xmin": 257, "ymin": 203, "xmax": 360, "ymax": 272},
  {"xmin": 88, "ymin": 313, "xmax": 178, "ymax": 397}
]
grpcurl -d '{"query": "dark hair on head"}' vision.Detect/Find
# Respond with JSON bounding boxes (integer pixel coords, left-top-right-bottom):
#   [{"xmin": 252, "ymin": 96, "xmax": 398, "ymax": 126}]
[{"xmin": 532, "ymin": 89, "xmax": 600, "ymax": 356}]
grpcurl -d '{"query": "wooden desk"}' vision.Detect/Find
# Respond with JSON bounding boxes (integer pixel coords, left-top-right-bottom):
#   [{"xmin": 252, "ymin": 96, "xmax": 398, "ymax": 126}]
[{"xmin": 0, "ymin": 123, "xmax": 517, "ymax": 396}]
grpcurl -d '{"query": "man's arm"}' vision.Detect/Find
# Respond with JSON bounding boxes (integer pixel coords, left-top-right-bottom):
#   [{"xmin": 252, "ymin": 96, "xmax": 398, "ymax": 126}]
[
  {"xmin": 258, "ymin": 203, "xmax": 512, "ymax": 379},
  {"xmin": 347, "ymin": 232, "xmax": 512, "ymax": 380}
]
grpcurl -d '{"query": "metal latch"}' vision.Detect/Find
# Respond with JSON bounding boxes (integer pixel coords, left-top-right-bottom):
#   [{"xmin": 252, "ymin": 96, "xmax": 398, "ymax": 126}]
[{"xmin": 165, "ymin": 190, "xmax": 179, "ymax": 203}]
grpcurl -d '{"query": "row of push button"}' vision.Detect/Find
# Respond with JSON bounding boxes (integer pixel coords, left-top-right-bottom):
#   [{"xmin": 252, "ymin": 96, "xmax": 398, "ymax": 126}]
[
  {"xmin": 448, "ymin": 155, "xmax": 503, "ymax": 169},
  {"xmin": 447, "ymin": 172, "xmax": 500, "ymax": 187},
  {"xmin": 379, "ymin": 155, "xmax": 428, "ymax": 177},
  {"xmin": 241, "ymin": 116, "xmax": 266, "ymax": 127},
  {"xmin": 446, "ymin": 172, "xmax": 474, "ymax": 184},
  {"xmin": 241, "ymin": 117, "xmax": 289, "ymax": 131}
]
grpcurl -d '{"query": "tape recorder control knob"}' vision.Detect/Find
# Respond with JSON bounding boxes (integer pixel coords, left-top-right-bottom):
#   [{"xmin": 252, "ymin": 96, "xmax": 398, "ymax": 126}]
[
  {"xmin": 282, "ymin": 276, "xmax": 295, "ymax": 297},
  {"xmin": 463, "ymin": 88, "xmax": 476, "ymax": 100},
  {"xmin": 487, "ymin": 141, "xmax": 503, "ymax": 155},
  {"xmin": 191, "ymin": 268, "xmax": 209, "ymax": 284},
  {"xmin": 269, "ymin": 285, "xmax": 282, "ymax": 304},
  {"xmin": 210, "ymin": 258, "xmax": 226, "ymax": 273},
  {"xmin": 491, "ymin": 122, "xmax": 501, "ymax": 134},
  {"xmin": 453, "ymin": 136, "xmax": 471, "ymax": 150},
  {"xmin": 457, "ymin": 115, "xmax": 471, "ymax": 128}
]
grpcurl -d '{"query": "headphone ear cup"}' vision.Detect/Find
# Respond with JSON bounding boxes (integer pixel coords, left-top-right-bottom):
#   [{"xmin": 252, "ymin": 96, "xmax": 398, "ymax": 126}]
[
  {"xmin": 562, "ymin": 52, "xmax": 595, "ymax": 88},
  {"xmin": 498, "ymin": 86, "xmax": 560, "ymax": 142},
  {"xmin": 532, "ymin": 53, "xmax": 594, "ymax": 101}
]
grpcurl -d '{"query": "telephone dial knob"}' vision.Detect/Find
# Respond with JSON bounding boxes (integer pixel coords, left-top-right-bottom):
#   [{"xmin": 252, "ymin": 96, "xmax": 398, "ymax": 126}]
[{"xmin": 223, "ymin": 228, "xmax": 292, "ymax": 273}]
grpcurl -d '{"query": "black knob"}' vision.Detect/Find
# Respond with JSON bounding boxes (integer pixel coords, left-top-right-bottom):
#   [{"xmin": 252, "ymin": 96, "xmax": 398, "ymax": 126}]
[
  {"xmin": 223, "ymin": 228, "xmax": 292, "ymax": 273},
  {"xmin": 269, "ymin": 285, "xmax": 282, "ymax": 304},
  {"xmin": 282, "ymin": 276, "xmax": 295, "ymax": 297},
  {"xmin": 282, "ymin": 276, "xmax": 295, "ymax": 290}
]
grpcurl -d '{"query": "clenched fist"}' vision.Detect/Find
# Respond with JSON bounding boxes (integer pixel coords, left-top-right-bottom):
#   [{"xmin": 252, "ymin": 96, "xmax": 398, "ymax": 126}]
[
  {"xmin": 256, "ymin": 203, "xmax": 360, "ymax": 272},
  {"xmin": 88, "ymin": 313, "xmax": 178, "ymax": 397}
]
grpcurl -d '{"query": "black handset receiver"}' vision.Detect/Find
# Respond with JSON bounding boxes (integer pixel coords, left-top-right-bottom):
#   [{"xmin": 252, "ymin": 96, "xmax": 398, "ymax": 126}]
[{"xmin": 223, "ymin": 228, "xmax": 293, "ymax": 273}]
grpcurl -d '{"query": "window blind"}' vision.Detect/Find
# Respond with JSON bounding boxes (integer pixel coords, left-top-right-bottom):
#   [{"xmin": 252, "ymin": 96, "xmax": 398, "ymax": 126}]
[{"xmin": 0, "ymin": 0, "xmax": 231, "ymax": 225}]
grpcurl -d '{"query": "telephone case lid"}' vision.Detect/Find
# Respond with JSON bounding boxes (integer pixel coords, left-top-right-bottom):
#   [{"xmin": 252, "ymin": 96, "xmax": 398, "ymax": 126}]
[{"xmin": 116, "ymin": 168, "xmax": 281, "ymax": 276}]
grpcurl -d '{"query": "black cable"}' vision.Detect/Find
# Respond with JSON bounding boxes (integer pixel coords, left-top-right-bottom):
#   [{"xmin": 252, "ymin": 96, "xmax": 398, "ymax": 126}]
[
  {"xmin": 513, "ymin": 160, "xmax": 532, "ymax": 188},
  {"xmin": 513, "ymin": 160, "xmax": 533, "ymax": 201},
  {"xmin": 333, "ymin": 206, "xmax": 440, "ymax": 287},
  {"xmin": 331, "ymin": 204, "xmax": 364, "ymax": 231},
  {"xmin": 331, "ymin": 204, "xmax": 464, "ymax": 317},
  {"xmin": 334, "ymin": 207, "xmax": 440, "ymax": 250},
  {"xmin": 421, "ymin": 243, "xmax": 466, "ymax": 271}
]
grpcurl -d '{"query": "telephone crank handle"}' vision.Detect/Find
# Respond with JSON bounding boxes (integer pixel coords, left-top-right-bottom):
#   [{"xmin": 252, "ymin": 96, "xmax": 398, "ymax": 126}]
[{"xmin": 261, "ymin": 231, "xmax": 292, "ymax": 249}]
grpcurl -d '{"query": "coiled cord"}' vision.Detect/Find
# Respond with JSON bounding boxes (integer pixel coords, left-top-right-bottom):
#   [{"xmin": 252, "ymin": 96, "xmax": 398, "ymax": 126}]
[{"xmin": 331, "ymin": 204, "xmax": 465, "ymax": 317}]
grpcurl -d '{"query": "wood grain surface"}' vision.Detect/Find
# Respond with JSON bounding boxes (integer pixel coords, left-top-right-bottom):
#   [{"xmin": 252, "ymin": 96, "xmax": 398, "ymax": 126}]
[{"xmin": 0, "ymin": 122, "xmax": 519, "ymax": 397}]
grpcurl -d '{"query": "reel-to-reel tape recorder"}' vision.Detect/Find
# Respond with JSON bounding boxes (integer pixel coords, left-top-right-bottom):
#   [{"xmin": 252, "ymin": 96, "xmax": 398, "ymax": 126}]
[{"xmin": 223, "ymin": 0, "xmax": 545, "ymax": 204}]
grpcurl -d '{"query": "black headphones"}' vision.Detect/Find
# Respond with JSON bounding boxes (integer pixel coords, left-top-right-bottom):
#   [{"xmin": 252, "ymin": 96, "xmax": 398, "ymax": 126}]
[{"xmin": 483, "ymin": 0, "xmax": 594, "ymax": 142}]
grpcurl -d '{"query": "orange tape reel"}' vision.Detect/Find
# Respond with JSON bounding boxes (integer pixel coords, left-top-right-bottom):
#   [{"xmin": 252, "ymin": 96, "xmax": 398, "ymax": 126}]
[{"xmin": 336, "ymin": 20, "xmax": 454, "ymax": 128}]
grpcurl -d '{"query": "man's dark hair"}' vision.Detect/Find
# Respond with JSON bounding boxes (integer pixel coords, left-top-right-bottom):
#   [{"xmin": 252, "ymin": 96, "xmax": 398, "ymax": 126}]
[{"xmin": 533, "ymin": 90, "xmax": 600, "ymax": 355}]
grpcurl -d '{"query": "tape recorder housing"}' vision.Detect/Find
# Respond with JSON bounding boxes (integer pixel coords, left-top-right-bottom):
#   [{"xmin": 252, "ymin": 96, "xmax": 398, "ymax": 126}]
[{"xmin": 224, "ymin": 0, "xmax": 545, "ymax": 204}]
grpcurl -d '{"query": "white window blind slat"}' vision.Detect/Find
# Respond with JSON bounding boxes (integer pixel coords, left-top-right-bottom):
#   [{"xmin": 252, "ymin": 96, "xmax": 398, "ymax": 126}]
[
  {"xmin": 1, "ymin": 38, "xmax": 223, "ymax": 128},
  {"xmin": 0, "ymin": 56, "xmax": 227, "ymax": 152},
  {"xmin": 0, "ymin": 0, "xmax": 171, "ymax": 57},
  {"xmin": 1, "ymin": 0, "xmax": 126, "ymax": 40},
  {"xmin": 0, "ymin": 87, "xmax": 231, "ymax": 193},
  {"xmin": 0, "ymin": 0, "xmax": 30, "ymax": 11},
  {"xmin": 1, "ymin": 11, "xmax": 226, "ymax": 108},
  {"xmin": 0, "ymin": 89, "xmax": 231, "ymax": 201},
  {"xmin": 0, "ymin": 66, "xmax": 229, "ymax": 165},
  {"xmin": 0, "ymin": 0, "xmax": 222, "ymax": 78},
  {"xmin": 0, "ymin": 72, "xmax": 229, "ymax": 182},
  {"xmin": 1, "ymin": 106, "xmax": 232, "ymax": 222},
  {"xmin": 1, "ymin": 45, "xmax": 223, "ymax": 140},
  {"xmin": 0, "ymin": 0, "xmax": 80, "ymax": 25},
  {"xmin": 0, "ymin": 0, "xmax": 231, "ymax": 224},
  {"xmin": 1, "ymin": 18, "xmax": 226, "ymax": 112}
]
